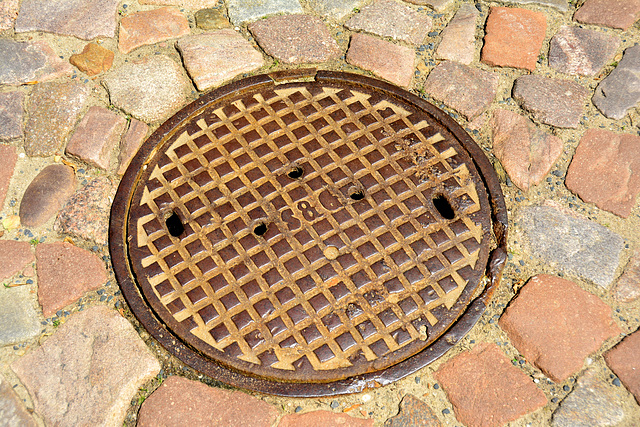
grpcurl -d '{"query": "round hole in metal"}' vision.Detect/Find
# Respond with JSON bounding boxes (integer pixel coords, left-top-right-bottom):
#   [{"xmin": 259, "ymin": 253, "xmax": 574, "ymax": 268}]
[
  {"xmin": 110, "ymin": 69, "xmax": 507, "ymax": 397},
  {"xmin": 433, "ymin": 194, "xmax": 455, "ymax": 220},
  {"xmin": 287, "ymin": 166, "xmax": 304, "ymax": 180}
]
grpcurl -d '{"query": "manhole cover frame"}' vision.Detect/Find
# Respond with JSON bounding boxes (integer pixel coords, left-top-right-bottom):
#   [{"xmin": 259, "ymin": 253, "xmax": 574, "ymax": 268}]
[{"xmin": 109, "ymin": 69, "xmax": 507, "ymax": 397}]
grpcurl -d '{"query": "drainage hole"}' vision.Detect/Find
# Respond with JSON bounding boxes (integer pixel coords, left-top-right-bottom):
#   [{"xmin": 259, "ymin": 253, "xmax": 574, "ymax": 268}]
[
  {"xmin": 166, "ymin": 211, "xmax": 185, "ymax": 237},
  {"xmin": 349, "ymin": 187, "xmax": 365, "ymax": 201},
  {"xmin": 287, "ymin": 166, "xmax": 304, "ymax": 179},
  {"xmin": 254, "ymin": 223, "xmax": 268, "ymax": 236},
  {"xmin": 433, "ymin": 194, "xmax": 455, "ymax": 220}
]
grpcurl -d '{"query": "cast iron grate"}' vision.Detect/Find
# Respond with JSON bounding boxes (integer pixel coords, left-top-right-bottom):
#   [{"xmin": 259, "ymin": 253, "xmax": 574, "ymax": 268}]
[{"xmin": 110, "ymin": 69, "xmax": 507, "ymax": 396}]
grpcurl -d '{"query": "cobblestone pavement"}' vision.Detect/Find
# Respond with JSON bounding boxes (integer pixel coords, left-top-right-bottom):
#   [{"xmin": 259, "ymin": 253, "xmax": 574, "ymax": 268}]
[{"xmin": 1, "ymin": 0, "xmax": 640, "ymax": 426}]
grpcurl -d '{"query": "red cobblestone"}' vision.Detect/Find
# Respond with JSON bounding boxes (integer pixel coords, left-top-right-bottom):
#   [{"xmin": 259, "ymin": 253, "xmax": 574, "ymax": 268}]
[
  {"xmin": 65, "ymin": 106, "xmax": 127, "ymax": 170},
  {"xmin": 491, "ymin": 108, "xmax": 563, "ymax": 192},
  {"xmin": 36, "ymin": 241, "xmax": 107, "ymax": 317},
  {"xmin": 435, "ymin": 343, "xmax": 547, "ymax": 427},
  {"xmin": 138, "ymin": 376, "xmax": 278, "ymax": 427},
  {"xmin": 482, "ymin": 7, "xmax": 546, "ymax": 71},
  {"xmin": 499, "ymin": 275, "xmax": 622, "ymax": 382},
  {"xmin": 0, "ymin": 240, "xmax": 34, "ymax": 281},
  {"xmin": 424, "ymin": 61, "xmax": 498, "ymax": 120},
  {"xmin": 119, "ymin": 7, "xmax": 190, "ymax": 54},
  {"xmin": 249, "ymin": 15, "xmax": 339, "ymax": 64},
  {"xmin": 69, "ymin": 43, "xmax": 114, "ymax": 76},
  {"xmin": 566, "ymin": 129, "xmax": 640, "ymax": 218},
  {"xmin": 605, "ymin": 329, "xmax": 640, "ymax": 404},
  {"xmin": 574, "ymin": 0, "xmax": 640, "ymax": 30},
  {"xmin": 346, "ymin": 33, "xmax": 415, "ymax": 88}
]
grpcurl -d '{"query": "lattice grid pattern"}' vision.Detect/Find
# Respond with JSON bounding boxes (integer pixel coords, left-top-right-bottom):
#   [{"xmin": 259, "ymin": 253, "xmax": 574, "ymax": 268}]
[{"xmin": 130, "ymin": 84, "xmax": 490, "ymax": 379}]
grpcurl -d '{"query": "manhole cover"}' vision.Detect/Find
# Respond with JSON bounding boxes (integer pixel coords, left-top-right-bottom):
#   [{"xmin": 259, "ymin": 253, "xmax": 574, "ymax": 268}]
[{"xmin": 110, "ymin": 69, "xmax": 507, "ymax": 397}]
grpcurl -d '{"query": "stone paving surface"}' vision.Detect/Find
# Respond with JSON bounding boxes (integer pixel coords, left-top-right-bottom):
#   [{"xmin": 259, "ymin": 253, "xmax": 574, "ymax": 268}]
[
  {"xmin": 551, "ymin": 366, "xmax": 626, "ymax": 426},
  {"xmin": 500, "ymin": 275, "xmax": 622, "ymax": 382},
  {"xmin": 482, "ymin": 7, "xmax": 546, "ymax": 71},
  {"xmin": 517, "ymin": 205, "xmax": 625, "ymax": 288},
  {"xmin": 0, "ymin": 374, "xmax": 37, "ymax": 426},
  {"xmin": 0, "ymin": 39, "xmax": 73, "ymax": 85},
  {"xmin": 137, "ymin": 375, "xmax": 279, "ymax": 426},
  {"xmin": 250, "ymin": 15, "xmax": 339, "ymax": 64},
  {"xmin": 1, "ymin": 0, "xmax": 640, "ymax": 426},
  {"xmin": 345, "ymin": 0, "xmax": 432, "ymax": 45},
  {"xmin": 566, "ymin": 129, "xmax": 640, "ymax": 218},
  {"xmin": 435, "ymin": 343, "xmax": 547, "ymax": 427},
  {"xmin": 15, "ymin": 0, "xmax": 119, "ymax": 40},
  {"xmin": 19, "ymin": 165, "xmax": 76, "ymax": 227},
  {"xmin": 23, "ymin": 81, "xmax": 88, "ymax": 157},
  {"xmin": 549, "ymin": 26, "xmax": 620, "ymax": 77},
  {"xmin": 592, "ymin": 45, "xmax": 640, "ymax": 120},
  {"xmin": 11, "ymin": 306, "xmax": 161, "ymax": 426},
  {"xmin": 35, "ymin": 241, "xmax": 107, "ymax": 317},
  {"xmin": 605, "ymin": 330, "xmax": 640, "ymax": 404}
]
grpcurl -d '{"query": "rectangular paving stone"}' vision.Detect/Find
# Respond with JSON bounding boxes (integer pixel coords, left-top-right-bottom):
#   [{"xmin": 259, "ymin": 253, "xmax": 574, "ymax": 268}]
[
  {"xmin": 36, "ymin": 242, "xmax": 107, "ymax": 317},
  {"xmin": 15, "ymin": 0, "xmax": 119, "ymax": 40},
  {"xmin": 137, "ymin": 376, "xmax": 279, "ymax": 427},
  {"xmin": 345, "ymin": 0, "xmax": 432, "ymax": 45},
  {"xmin": 491, "ymin": 108, "xmax": 563, "ymax": 192},
  {"xmin": 0, "ymin": 39, "xmax": 72, "ymax": 85},
  {"xmin": 0, "ymin": 240, "xmax": 34, "ymax": 282},
  {"xmin": 226, "ymin": 0, "xmax": 303, "ymax": 25},
  {"xmin": 86, "ymin": 120, "xmax": 129, "ymax": 163},
  {"xmin": 0, "ymin": 92, "xmax": 24, "ymax": 141},
  {"xmin": 177, "ymin": 30, "xmax": 264, "ymax": 91},
  {"xmin": 11, "ymin": 306, "xmax": 161, "ymax": 426},
  {"xmin": 0, "ymin": 285, "xmax": 41, "ymax": 347},
  {"xmin": 306, "ymin": 0, "xmax": 368, "ymax": 20},
  {"xmin": 23, "ymin": 81, "xmax": 89, "ymax": 157},
  {"xmin": 549, "ymin": 26, "xmax": 620, "ymax": 77},
  {"xmin": 517, "ymin": 205, "xmax": 625, "ymax": 288},
  {"xmin": 118, "ymin": 7, "xmax": 190, "ymax": 54},
  {"xmin": 0, "ymin": 0, "xmax": 20, "ymax": 31},
  {"xmin": 249, "ymin": 15, "xmax": 339, "ymax": 64},
  {"xmin": 436, "ymin": 4, "xmax": 479, "ymax": 65},
  {"xmin": 513, "ymin": 75, "xmax": 589, "ymax": 128},
  {"xmin": 574, "ymin": 0, "xmax": 640, "ymax": 30},
  {"xmin": 592, "ymin": 45, "xmax": 640, "ymax": 120},
  {"xmin": 482, "ymin": 7, "xmax": 546, "ymax": 71},
  {"xmin": 65, "ymin": 106, "xmax": 127, "ymax": 170},
  {"xmin": 54, "ymin": 177, "xmax": 115, "ymax": 245},
  {"xmin": 566, "ymin": 129, "xmax": 640, "ymax": 218},
  {"xmin": 102, "ymin": 56, "xmax": 190, "ymax": 123},
  {"xmin": 424, "ymin": 60, "xmax": 499, "ymax": 120},
  {"xmin": 435, "ymin": 343, "xmax": 547, "ymax": 427},
  {"xmin": 279, "ymin": 411, "xmax": 373, "ymax": 427},
  {"xmin": 346, "ymin": 33, "xmax": 415, "ymax": 88},
  {"xmin": 0, "ymin": 145, "xmax": 17, "ymax": 209},
  {"xmin": 500, "ymin": 275, "xmax": 622, "ymax": 382},
  {"xmin": 605, "ymin": 330, "xmax": 640, "ymax": 404}
]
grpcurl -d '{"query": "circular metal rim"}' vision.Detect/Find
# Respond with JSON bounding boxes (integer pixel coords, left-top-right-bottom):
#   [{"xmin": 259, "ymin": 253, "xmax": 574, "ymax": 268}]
[{"xmin": 109, "ymin": 69, "xmax": 508, "ymax": 397}]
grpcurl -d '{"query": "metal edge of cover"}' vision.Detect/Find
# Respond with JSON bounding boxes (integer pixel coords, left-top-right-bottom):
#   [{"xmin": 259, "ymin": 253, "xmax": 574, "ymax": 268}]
[{"xmin": 109, "ymin": 68, "xmax": 508, "ymax": 397}]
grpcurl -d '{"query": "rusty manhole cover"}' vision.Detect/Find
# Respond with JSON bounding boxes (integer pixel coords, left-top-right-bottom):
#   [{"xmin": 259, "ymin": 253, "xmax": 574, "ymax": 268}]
[{"xmin": 110, "ymin": 69, "xmax": 507, "ymax": 396}]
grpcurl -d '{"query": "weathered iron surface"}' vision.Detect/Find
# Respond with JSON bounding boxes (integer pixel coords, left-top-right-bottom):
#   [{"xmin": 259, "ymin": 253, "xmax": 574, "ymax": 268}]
[{"xmin": 109, "ymin": 69, "xmax": 507, "ymax": 397}]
